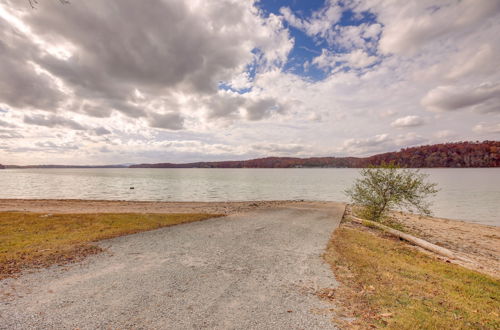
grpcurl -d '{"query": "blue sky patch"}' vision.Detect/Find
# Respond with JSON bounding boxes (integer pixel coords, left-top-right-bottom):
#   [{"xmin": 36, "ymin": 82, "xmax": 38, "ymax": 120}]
[{"xmin": 254, "ymin": 0, "xmax": 381, "ymax": 81}]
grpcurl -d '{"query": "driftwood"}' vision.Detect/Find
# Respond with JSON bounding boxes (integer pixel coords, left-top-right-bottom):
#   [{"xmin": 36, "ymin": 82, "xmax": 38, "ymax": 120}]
[{"xmin": 349, "ymin": 215, "xmax": 472, "ymax": 263}]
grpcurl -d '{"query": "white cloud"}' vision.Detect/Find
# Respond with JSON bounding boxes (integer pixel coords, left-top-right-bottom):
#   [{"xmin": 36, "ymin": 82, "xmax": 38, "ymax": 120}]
[
  {"xmin": 434, "ymin": 130, "xmax": 455, "ymax": 139},
  {"xmin": 339, "ymin": 132, "xmax": 428, "ymax": 156},
  {"xmin": 422, "ymin": 84, "xmax": 500, "ymax": 113},
  {"xmin": 362, "ymin": 23, "xmax": 382, "ymax": 40},
  {"xmin": 377, "ymin": 0, "xmax": 500, "ymax": 55},
  {"xmin": 446, "ymin": 43, "xmax": 500, "ymax": 80},
  {"xmin": 313, "ymin": 49, "xmax": 378, "ymax": 71},
  {"xmin": 391, "ymin": 115, "xmax": 425, "ymax": 128},
  {"xmin": 340, "ymin": 133, "xmax": 389, "ymax": 155},
  {"xmin": 23, "ymin": 114, "xmax": 86, "ymax": 130},
  {"xmin": 280, "ymin": 2, "xmax": 342, "ymax": 40},
  {"xmin": 281, "ymin": 2, "xmax": 382, "ymax": 54},
  {"xmin": 252, "ymin": 142, "xmax": 304, "ymax": 155},
  {"xmin": 0, "ymin": 119, "xmax": 17, "ymax": 128},
  {"xmin": 472, "ymin": 122, "xmax": 500, "ymax": 134}
]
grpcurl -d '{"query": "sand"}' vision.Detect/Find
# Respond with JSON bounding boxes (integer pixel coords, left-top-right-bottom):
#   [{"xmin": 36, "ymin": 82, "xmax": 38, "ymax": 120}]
[
  {"xmin": 387, "ymin": 210, "xmax": 499, "ymax": 278},
  {"xmin": 0, "ymin": 199, "xmax": 328, "ymax": 215}
]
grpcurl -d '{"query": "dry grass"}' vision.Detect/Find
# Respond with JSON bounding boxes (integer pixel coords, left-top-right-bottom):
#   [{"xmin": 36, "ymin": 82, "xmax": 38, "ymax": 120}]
[
  {"xmin": 349, "ymin": 204, "xmax": 409, "ymax": 233},
  {"xmin": 323, "ymin": 223, "xmax": 500, "ymax": 329},
  {"xmin": 0, "ymin": 212, "xmax": 220, "ymax": 279}
]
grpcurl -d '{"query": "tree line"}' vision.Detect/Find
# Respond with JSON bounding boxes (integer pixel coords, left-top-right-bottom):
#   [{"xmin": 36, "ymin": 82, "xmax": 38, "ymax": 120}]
[{"xmin": 131, "ymin": 141, "xmax": 500, "ymax": 168}]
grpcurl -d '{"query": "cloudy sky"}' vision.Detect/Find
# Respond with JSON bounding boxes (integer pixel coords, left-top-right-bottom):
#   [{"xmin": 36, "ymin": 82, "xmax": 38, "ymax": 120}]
[{"xmin": 0, "ymin": 0, "xmax": 499, "ymax": 165}]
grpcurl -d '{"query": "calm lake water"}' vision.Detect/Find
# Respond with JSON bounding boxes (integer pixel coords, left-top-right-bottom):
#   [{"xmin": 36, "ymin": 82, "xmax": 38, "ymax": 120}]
[{"xmin": 0, "ymin": 168, "xmax": 498, "ymax": 226}]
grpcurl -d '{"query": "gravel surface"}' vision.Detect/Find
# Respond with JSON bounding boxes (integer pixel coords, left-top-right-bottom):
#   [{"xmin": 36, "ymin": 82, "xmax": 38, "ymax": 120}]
[{"xmin": 0, "ymin": 203, "xmax": 344, "ymax": 329}]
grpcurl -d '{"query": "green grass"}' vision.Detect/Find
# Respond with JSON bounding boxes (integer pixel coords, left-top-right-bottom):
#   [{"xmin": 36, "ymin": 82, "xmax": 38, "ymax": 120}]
[
  {"xmin": 0, "ymin": 212, "xmax": 220, "ymax": 279},
  {"xmin": 323, "ymin": 225, "xmax": 500, "ymax": 329}
]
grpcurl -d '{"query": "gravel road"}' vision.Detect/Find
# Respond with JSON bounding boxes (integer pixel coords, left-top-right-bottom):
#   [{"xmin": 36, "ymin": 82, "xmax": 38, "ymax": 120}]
[{"xmin": 1, "ymin": 203, "xmax": 344, "ymax": 329}]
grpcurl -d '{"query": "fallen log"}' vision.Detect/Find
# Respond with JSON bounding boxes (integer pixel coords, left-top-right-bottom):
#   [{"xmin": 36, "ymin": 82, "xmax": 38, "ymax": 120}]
[{"xmin": 349, "ymin": 215, "xmax": 472, "ymax": 263}]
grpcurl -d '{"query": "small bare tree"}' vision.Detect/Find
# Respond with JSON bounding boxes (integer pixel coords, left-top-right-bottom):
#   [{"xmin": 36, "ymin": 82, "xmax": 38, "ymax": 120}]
[{"xmin": 345, "ymin": 163, "xmax": 439, "ymax": 221}]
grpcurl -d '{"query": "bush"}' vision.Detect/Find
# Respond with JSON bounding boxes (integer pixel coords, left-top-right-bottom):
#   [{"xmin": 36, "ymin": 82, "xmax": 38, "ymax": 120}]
[{"xmin": 345, "ymin": 163, "xmax": 439, "ymax": 221}]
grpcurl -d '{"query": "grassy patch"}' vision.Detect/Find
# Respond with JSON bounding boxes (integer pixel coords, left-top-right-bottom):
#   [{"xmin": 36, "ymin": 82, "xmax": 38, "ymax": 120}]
[
  {"xmin": 0, "ymin": 212, "xmax": 219, "ymax": 279},
  {"xmin": 323, "ymin": 224, "xmax": 500, "ymax": 329}
]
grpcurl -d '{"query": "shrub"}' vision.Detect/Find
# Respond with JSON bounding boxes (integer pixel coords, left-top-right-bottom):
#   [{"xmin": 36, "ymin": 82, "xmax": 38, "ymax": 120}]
[{"xmin": 345, "ymin": 163, "xmax": 439, "ymax": 221}]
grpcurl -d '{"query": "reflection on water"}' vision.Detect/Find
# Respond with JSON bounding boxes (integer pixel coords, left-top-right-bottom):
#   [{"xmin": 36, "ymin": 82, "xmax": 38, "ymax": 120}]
[{"xmin": 0, "ymin": 168, "xmax": 499, "ymax": 226}]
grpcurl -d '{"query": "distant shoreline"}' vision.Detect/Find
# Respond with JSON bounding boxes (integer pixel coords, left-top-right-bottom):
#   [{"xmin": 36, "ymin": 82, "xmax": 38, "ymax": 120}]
[
  {"xmin": 1, "ymin": 141, "xmax": 498, "ymax": 169},
  {"xmin": 3, "ymin": 166, "xmax": 500, "ymax": 169}
]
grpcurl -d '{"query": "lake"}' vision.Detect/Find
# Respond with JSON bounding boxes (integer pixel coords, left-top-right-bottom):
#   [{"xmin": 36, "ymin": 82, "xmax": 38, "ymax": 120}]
[{"xmin": 0, "ymin": 168, "xmax": 498, "ymax": 226}]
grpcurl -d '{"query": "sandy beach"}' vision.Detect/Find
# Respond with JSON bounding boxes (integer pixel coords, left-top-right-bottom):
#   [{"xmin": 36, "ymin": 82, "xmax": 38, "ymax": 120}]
[
  {"xmin": 386, "ymin": 211, "xmax": 500, "ymax": 278},
  {"xmin": 345, "ymin": 205, "xmax": 498, "ymax": 278},
  {"xmin": 0, "ymin": 199, "xmax": 320, "ymax": 215}
]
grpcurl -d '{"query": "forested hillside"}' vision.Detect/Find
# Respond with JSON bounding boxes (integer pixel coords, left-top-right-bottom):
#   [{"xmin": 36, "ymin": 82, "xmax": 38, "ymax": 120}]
[
  {"xmin": 131, "ymin": 141, "xmax": 499, "ymax": 168},
  {"xmin": 362, "ymin": 141, "xmax": 499, "ymax": 167}
]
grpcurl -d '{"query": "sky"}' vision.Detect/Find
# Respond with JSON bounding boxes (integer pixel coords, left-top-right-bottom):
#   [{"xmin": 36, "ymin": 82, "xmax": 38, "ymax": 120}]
[{"xmin": 0, "ymin": 0, "xmax": 499, "ymax": 165}]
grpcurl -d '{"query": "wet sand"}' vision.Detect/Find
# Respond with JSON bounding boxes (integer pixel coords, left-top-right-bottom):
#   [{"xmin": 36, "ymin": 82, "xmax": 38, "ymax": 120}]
[{"xmin": 0, "ymin": 199, "xmax": 328, "ymax": 216}]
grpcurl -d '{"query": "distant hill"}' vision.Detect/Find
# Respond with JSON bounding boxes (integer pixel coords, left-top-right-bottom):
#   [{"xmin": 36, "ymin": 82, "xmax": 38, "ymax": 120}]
[
  {"xmin": 131, "ymin": 141, "xmax": 499, "ymax": 168},
  {"xmin": 359, "ymin": 141, "xmax": 499, "ymax": 168},
  {"xmin": 0, "ymin": 164, "xmax": 4, "ymax": 169},
  {"xmin": 3, "ymin": 141, "xmax": 498, "ymax": 169}
]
